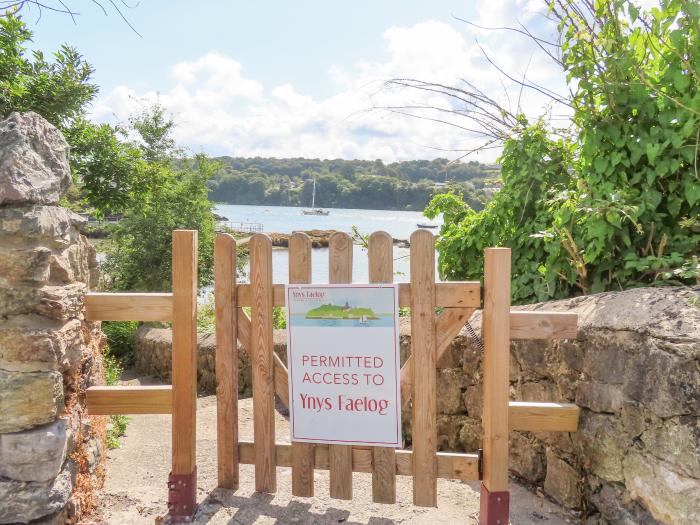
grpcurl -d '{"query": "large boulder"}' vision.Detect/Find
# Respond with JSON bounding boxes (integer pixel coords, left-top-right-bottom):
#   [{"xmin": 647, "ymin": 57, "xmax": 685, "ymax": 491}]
[{"xmin": 0, "ymin": 112, "xmax": 70, "ymax": 205}]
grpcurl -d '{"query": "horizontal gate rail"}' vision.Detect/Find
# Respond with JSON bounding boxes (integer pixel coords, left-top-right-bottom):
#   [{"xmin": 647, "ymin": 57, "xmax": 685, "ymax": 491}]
[
  {"xmin": 236, "ymin": 441, "xmax": 480, "ymax": 481},
  {"xmin": 508, "ymin": 402, "xmax": 580, "ymax": 432},
  {"xmin": 509, "ymin": 311, "xmax": 577, "ymax": 339},
  {"xmin": 236, "ymin": 281, "xmax": 481, "ymax": 308},
  {"xmin": 86, "ymin": 386, "xmax": 172, "ymax": 414},
  {"xmin": 85, "ymin": 292, "xmax": 173, "ymax": 321}
]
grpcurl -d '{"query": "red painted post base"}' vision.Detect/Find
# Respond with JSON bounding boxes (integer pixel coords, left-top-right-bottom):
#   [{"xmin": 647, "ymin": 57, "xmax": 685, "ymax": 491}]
[
  {"xmin": 167, "ymin": 468, "xmax": 198, "ymax": 522},
  {"xmin": 479, "ymin": 483, "xmax": 510, "ymax": 525}
]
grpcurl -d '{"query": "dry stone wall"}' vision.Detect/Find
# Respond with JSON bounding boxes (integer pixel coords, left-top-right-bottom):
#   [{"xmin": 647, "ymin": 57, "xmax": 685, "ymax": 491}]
[
  {"xmin": 0, "ymin": 112, "xmax": 104, "ymax": 524},
  {"xmin": 429, "ymin": 286, "xmax": 699, "ymax": 525}
]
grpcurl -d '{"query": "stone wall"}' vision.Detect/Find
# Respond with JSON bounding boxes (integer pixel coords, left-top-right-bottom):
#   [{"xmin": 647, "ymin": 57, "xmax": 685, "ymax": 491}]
[
  {"xmin": 428, "ymin": 285, "xmax": 699, "ymax": 525},
  {"xmin": 0, "ymin": 112, "xmax": 104, "ymax": 524}
]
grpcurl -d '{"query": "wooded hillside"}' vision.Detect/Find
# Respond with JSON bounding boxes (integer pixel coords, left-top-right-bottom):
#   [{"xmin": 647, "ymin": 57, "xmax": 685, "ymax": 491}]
[{"xmin": 207, "ymin": 157, "xmax": 499, "ymax": 211}]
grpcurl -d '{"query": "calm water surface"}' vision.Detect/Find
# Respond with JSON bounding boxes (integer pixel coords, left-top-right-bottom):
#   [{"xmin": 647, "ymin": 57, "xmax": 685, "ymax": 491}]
[{"xmin": 213, "ymin": 204, "xmax": 441, "ymax": 283}]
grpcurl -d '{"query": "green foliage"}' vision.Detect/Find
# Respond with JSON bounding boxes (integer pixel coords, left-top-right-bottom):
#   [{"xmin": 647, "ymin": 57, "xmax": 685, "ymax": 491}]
[
  {"xmin": 106, "ymin": 414, "xmax": 130, "ymax": 450},
  {"xmin": 0, "ymin": 15, "xmax": 97, "ymax": 127},
  {"xmin": 273, "ymin": 307, "xmax": 286, "ymax": 330},
  {"xmin": 429, "ymin": 0, "xmax": 700, "ymax": 303},
  {"xmin": 102, "ymin": 330, "xmax": 131, "ymax": 449},
  {"xmin": 426, "ymin": 124, "xmax": 575, "ymax": 302},
  {"xmin": 102, "ymin": 321, "xmax": 139, "ymax": 365},
  {"xmin": 104, "ymin": 157, "xmax": 216, "ymax": 291},
  {"xmin": 208, "ymin": 157, "xmax": 495, "ymax": 211},
  {"xmin": 63, "ymin": 119, "xmax": 145, "ymax": 216},
  {"xmin": 102, "ymin": 105, "xmax": 217, "ymax": 291}
]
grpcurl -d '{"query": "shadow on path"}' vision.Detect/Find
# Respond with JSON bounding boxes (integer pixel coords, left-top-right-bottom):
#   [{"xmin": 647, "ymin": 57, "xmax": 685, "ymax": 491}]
[{"xmin": 194, "ymin": 489, "xmax": 398, "ymax": 525}]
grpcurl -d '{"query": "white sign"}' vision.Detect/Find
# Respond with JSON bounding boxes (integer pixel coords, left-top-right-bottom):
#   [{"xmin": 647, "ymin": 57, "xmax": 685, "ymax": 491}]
[{"xmin": 285, "ymin": 284, "xmax": 401, "ymax": 447}]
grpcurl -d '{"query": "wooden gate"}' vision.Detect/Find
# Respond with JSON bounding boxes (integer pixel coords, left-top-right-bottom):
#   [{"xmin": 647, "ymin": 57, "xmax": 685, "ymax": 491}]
[{"xmin": 214, "ymin": 230, "xmax": 580, "ymax": 525}]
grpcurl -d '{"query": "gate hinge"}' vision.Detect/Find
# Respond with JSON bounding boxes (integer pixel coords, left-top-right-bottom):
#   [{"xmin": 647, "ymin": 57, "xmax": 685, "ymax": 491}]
[{"xmin": 167, "ymin": 468, "xmax": 197, "ymax": 522}]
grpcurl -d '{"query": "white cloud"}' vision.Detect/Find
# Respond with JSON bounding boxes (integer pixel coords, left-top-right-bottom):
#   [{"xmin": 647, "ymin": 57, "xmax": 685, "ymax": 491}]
[{"xmin": 91, "ymin": 2, "xmax": 568, "ymax": 162}]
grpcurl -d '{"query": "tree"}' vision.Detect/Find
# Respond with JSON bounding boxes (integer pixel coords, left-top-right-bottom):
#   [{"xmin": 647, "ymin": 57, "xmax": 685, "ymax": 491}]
[
  {"xmin": 0, "ymin": 14, "xmax": 96, "ymax": 127},
  {"xmin": 103, "ymin": 109, "xmax": 217, "ymax": 291}
]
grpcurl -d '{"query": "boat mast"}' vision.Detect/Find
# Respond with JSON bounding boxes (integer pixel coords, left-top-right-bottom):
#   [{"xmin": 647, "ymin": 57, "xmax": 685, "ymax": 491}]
[{"xmin": 312, "ymin": 178, "xmax": 316, "ymax": 209}]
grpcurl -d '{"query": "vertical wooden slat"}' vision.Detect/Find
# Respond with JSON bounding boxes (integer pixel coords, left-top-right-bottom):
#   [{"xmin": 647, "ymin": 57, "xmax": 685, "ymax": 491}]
[
  {"xmin": 368, "ymin": 231, "xmax": 397, "ymax": 504},
  {"xmin": 328, "ymin": 232, "xmax": 353, "ymax": 500},
  {"xmin": 171, "ymin": 230, "xmax": 198, "ymax": 477},
  {"xmin": 410, "ymin": 229, "xmax": 437, "ymax": 507},
  {"xmin": 289, "ymin": 232, "xmax": 315, "ymax": 497},
  {"xmin": 215, "ymin": 233, "xmax": 238, "ymax": 489},
  {"xmin": 482, "ymin": 248, "xmax": 511, "ymax": 492},
  {"xmin": 250, "ymin": 234, "xmax": 276, "ymax": 492}
]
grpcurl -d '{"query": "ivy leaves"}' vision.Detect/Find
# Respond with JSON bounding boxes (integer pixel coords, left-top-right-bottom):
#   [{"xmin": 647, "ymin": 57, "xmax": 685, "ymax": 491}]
[{"xmin": 428, "ymin": 0, "xmax": 699, "ymax": 304}]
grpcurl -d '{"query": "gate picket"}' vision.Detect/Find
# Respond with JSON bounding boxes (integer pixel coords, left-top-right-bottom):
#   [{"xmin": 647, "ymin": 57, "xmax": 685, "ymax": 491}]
[
  {"xmin": 289, "ymin": 233, "xmax": 316, "ymax": 497},
  {"xmin": 367, "ymin": 231, "xmax": 397, "ymax": 504},
  {"xmin": 250, "ymin": 234, "xmax": 276, "ymax": 492},
  {"xmin": 328, "ymin": 232, "xmax": 354, "ymax": 500},
  {"xmin": 410, "ymin": 230, "xmax": 438, "ymax": 507},
  {"xmin": 214, "ymin": 233, "xmax": 238, "ymax": 489}
]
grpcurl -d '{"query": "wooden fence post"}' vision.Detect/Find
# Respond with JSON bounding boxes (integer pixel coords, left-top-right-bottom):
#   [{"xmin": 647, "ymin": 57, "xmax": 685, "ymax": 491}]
[
  {"xmin": 410, "ymin": 229, "xmax": 437, "ymax": 507},
  {"xmin": 215, "ymin": 233, "xmax": 238, "ymax": 489},
  {"xmin": 250, "ymin": 234, "xmax": 276, "ymax": 493},
  {"xmin": 289, "ymin": 233, "xmax": 316, "ymax": 497},
  {"xmin": 480, "ymin": 248, "xmax": 511, "ymax": 525},
  {"xmin": 168, "ymin": 230, "xmax": 198, "ymax": 519}
]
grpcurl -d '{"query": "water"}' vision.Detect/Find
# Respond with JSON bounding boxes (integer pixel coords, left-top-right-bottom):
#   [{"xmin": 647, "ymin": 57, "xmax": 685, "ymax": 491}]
[{"xmin": 214, "ymin": 204, "xmax": 441, "ymax": 283}]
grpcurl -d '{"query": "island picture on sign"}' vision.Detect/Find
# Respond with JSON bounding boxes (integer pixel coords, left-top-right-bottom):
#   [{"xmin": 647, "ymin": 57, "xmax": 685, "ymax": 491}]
[{"xmin": 285, "ymin": 284, "xmax": 401, "ymax": 447}]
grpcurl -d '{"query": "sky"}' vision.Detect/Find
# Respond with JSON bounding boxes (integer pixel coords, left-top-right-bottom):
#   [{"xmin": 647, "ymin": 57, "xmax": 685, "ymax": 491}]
[{"xmin": 25, "ymin": 0, "xmax": 570, "ymax": 162}]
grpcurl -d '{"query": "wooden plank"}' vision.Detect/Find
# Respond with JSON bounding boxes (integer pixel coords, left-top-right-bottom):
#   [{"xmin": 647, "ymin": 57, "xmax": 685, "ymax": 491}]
[
  {"xmin": 249, "ymin": 234, "xmax": 276, "ymax": 493},
  {"xmin": 288, "ymin": 232, "xmax": 315, "ymax": 498},
  {"xmin": 400, "ymin": 307, "xmax": 475, "ymax": 409},
  {"xmin": 237, "ymin": 308, "xmax": 289, "ymax": 407},
  {"xmin": 510, "ymin": 311, "xmax": 578, "ymax": 339},
  {"xmin": 215, "ymin": 233, "xmax": 238, "ymax": 489},
  {"xmin": 368, "ymin": 231, "xmax": 397, "ymax": 504},
  {"xmin": 328, "ymin": 232, "xmax": 354, "ymax": 500},
  {"xmin": 509, "ymin": 402, "xmax": 580, "ymax": 432},
  {"xmin": 237, "ymin": 441, "xmax": 479, "ymax": 481},
  {"xmin": 236, "ymin": 282, "xmax": 481, "ymax": 308},
  {"xmin": 482, "ymin": 247, "xmax": 511, "ymax": 493},
  {"xmin": 171, "ymin": 230, "xmax": 198, "ymax": 478},
  {"xmin": 86, "ymin": 386, "xmax": 172, "ymax": 414},
  {"xmin": 410, "ymin": 229, "xmax": 438, "ymax": 507},
  {"xmin": 84, "ymin": 293, "xmax": 172, "ymax": 321}
]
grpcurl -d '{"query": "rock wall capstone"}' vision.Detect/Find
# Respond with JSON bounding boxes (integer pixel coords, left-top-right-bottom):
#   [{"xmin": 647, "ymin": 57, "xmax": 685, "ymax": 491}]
[{"xmin": 0, "ymin": 112, "xmax": 104, "ymax": 524}]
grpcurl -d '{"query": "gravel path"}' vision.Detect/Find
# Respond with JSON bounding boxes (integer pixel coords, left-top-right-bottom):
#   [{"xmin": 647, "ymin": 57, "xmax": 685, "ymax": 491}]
[{"xmin": 92, "ymin": 375, "xmax": 573, "ymax": 525}]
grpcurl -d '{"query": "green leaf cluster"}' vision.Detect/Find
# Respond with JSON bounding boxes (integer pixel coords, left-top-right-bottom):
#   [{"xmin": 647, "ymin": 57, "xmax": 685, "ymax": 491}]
[{"xmin": 428, "ymin": 0, "xmax": 700, "ymax": 302}]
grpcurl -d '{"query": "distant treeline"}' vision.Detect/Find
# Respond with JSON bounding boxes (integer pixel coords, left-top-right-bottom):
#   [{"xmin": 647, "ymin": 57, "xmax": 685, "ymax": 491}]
[{"xmin": 207, "ymin": 157, "xmax": 500, "ymax": 211}]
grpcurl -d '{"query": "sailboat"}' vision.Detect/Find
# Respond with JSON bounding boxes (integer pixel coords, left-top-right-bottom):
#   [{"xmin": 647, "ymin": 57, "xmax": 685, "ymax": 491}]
[{"xmin": 301, "ymin": 178, "xmax": 329, "ymax": 216}]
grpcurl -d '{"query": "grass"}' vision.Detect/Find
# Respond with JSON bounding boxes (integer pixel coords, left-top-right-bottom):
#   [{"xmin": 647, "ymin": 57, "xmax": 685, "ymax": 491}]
[{"xmin": 102, "ymin": 326, "xmax": 135, "ymax": 449}]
